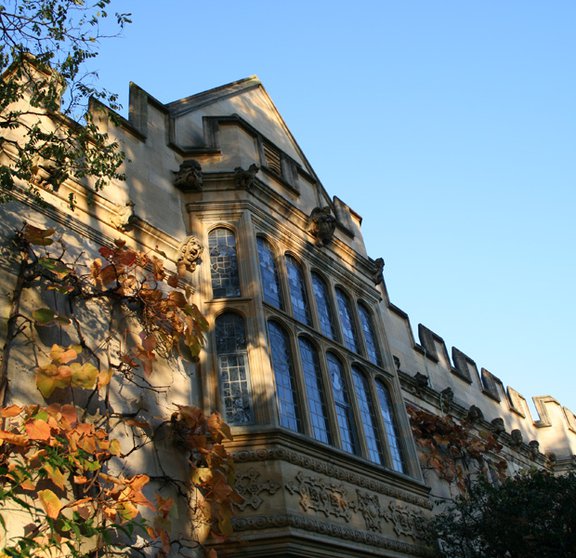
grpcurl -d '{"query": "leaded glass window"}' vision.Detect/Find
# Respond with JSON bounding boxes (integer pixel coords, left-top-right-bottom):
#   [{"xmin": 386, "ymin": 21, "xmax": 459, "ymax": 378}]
[
  {"xmin": 327, "ymin": 353, "xmax": 357, "ymax": 454},
  {"xmin": 209, "ymin": 228, "xmax": 240, "ymax": 298},
  {"xmin": 286, "ymin": 256, "xmax": 312, "ymax": 325},
  {"xmin": 299, "ymin": 338, "xmax": 331, "ymax": 444},
  {"xmin": 336, "ymin": 288, "xmax": 360, "ymax": 353},
  {"xmin": 311, "ymin": 273, "xmax": 336, "ymax": 340},
  {"xmin": 268, "ymin": 321, "xmax": 301, "ymax": 432},
  {"xmin": 215, "ymin": 313, "xmax": 253, "ymax": 425},
  {"xmin": 358, "ymin": 303, "xmax": 381, "ymax": 365},
  {"xmin": 257, "ymin": 237, "xmax": 283, "ymax": 309},
  {"xmin": 352, "ymin": 366, "xmax": 383, "ymax": 464},
  {"xmin": 375, "ymin": 380, "xmax": 405, "ymax": 473}
]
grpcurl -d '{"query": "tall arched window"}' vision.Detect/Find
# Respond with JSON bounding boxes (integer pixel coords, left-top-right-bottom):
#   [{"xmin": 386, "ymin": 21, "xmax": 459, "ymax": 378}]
[
  {"xmin": 327, "ymin": 353, "xmax": 357, "ymax": 454},
  {"xmin": 268, "ymin": 321, "xmax": 301, "ymax": 432},
  {"xmin": 299, "ymin": 338, "xmax": 331, "ymax": 444},
  {"xmin": 358, "ymin": 303, "xmax": 382, "ymax": 365},
  {"xmin": 375, "ymin": 380, "xmax": 405, "ymax": 473},
  {"xmin": 335, "ymin": 288, "xmax": 360, "ymax": 353},
  {"xmin": 208, "ymin": 228, "xmax": 240, "ymax": 298},
  {"xmin": 311, "ymin": 273, "xmax": 336, "ymax": 340},
  {"xmin": 352, "ymin": 366, "xmax": 383, "ymax": 464},
  {"xmin": 286, "ymin": 255, "xmax": 312, "ymax": 325},
  {"xmin": 257, "ymin": 237, "xmax": 283, "ymax": 309},
  {"xmin": 215, "ymin": 313, "xmax": 253, "ymax": 425}
]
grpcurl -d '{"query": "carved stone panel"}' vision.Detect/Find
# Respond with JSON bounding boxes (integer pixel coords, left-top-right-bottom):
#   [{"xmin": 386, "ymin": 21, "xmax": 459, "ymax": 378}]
[{"xmin": 234, "ymin": 468, "xmax": 280, "ymax": 511}]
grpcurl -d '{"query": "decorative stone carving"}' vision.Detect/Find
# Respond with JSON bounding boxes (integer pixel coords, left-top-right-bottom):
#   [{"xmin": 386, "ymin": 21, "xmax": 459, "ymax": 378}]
[
  {"xmin": 414, "ymin": 372, "xmax": 429, "ymax": 388},
  {"xmin": 109, "ymin": 201, "xmax": 136, "ymax": 232},
  {"xmin": 285, "ymin": 471, "xmax": 352, "ymax": 520},
  {"xmin": 234, "ymin": 163, "xmax": 259, "ymax": 190},
  {"xmin": 308, "ymin": 206, "xmax": 336, "ymax": 245},
  {"xmin": 529, "ymin": 440, "xmax": 540, "ymax": 458},
  {"xmin": 234, "ymin": 468, "xmax": 280, "ymax": 511},
  {"xmin": 440, "ymin": 387, "xmax": 454, "ymax": 404},
  {"xmin": 491, "ymin": 417, "xmax": 505, "ymax": 436},
  {"xmin": 372, "ymin": 257, "xmax": 385, "ymax": 285},
  {"xmin": 177, "ymin": 236, "xmax": 203, "ymax": 274},
  {"xmin": 386, "ymin": 502, "xmax": 424, "ymax": 539},
  {"xmin": 174, "ymin": 159, "xmax": 203, "ymax": 191},
  {"xmin": 467, "ymin": 404, "xmax": 484, "ymax": 423},
  {"xmin": 510, "ymin": 428, "xmax": 523, "ymax": 446},
  {"xmin": 355, "ymin": 490, "xmax": 387, "ymax": 532}
]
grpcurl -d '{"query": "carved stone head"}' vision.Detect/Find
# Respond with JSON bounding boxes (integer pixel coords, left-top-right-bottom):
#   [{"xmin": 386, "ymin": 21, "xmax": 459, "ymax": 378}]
[{"xmin": 309, "ymin": 206, "xmax": 336, "ymax": 245}]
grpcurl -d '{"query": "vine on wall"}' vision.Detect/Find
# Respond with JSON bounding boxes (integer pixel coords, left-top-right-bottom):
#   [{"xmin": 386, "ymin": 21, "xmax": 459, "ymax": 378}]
[{"xmin": 0, "ymin": 224, "xmax": 239, "ymax": 557}]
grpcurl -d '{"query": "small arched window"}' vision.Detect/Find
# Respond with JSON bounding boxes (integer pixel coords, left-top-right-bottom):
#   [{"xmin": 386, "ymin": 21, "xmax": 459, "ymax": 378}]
[
  {"xmin": 375, "ymin": 380, "xmax": 405, "ymax": 473},
  {"xmin": 208, "ymin": 228, "xmax": 241, "ymax": 298},
  {"xmin": 268, "ymin": 321, "xmax": 301, "ymax": 432},
  {"xmin": 257, "ymin": 237, "xmax": 283, "ymax": 309},
  {"xmin": 335, "ymin": 288, "xmax": 360, "ymax": 353},
  {"xmin": 326, "ymin": 353, "xmax": 357, "ymax": 454},
  {"xmin": 352, "ymin": 366, "xmax": 383, "ymax": 464},
  {"xmin": 311, "ymin": 273, "xmax": 336, "ymax": 340},
  {"xmin": 358, "ymin": 303, "xmax": 382, "ymax": 365},
  {"xmin": 286, "ymin": 255, "xmax": 312, "ymax": 325},
  {"xmin": 299, "ymin": 338, "xmax": 331, "ymax": 444},
  {"xmin": 215, "ymin": 313, "xmax": 253, "ymax": 425}
]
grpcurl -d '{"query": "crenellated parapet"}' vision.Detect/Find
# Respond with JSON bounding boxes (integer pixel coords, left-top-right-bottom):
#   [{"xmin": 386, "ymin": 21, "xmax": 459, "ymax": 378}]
[{"xmin": 383, "ymin": 302, "xmax": 576, "ymax": 465}]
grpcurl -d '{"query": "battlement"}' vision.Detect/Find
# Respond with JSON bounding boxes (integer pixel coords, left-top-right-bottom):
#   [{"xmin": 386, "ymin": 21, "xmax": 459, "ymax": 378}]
[{"xmin": 384, "ymin": 302, "xmax": 576, "ymax": 462}]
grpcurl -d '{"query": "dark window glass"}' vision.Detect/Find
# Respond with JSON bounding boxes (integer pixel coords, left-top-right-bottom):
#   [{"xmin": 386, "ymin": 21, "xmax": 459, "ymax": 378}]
[
  {"xmin": 215, "ymin": 313, "xmax": 253, "ymax": 425},
  {"xmin": 286, "ymin": 256, "xmax": 312, "ymax": 325},
  {"xmin": 257, "ymin": 237, "xmax": 283, "ymax": 308},
  {"xmin": 336, "ymin": 288, "xmax": 360, "ymax": 353},
  {"xmin": 375, "ymin": 380, "xmax": 405, "ymax": 473},
  {"xmin": 299, "ymin": 338, "xmax": 331, "ymax": 444},
  {"xmin": 352, "ymin": 366, "xmax": 383, "ymax": 464},
  {"xmin": 209, "ymin": 228, "xmax": 240, "ymax": 298},
  {"xmin": 358, "ymin": 304, "xmax": 381, "ymax": 365},
  {"xmin": 268, "ymin": 321, "xmax": 301, "ymax": 432},
  {"xmin": 311, "ymin": 273, "xmax": 336, "ymax": 340},
  {"xmin": 327, "ymin": 353, "xmax": 357, "ymax": 454}
]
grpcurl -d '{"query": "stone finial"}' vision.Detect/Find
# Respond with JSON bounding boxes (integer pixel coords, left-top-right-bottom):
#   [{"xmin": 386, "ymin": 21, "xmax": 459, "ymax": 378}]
[
  {"xmin": 308, "ymin": 206, "xmax": 336, "ymax": 245},
  {"xmin": 110, "ymin": 201, "xmax": 136, "ymax": 232},
  {"xmin": 510, "ymin": 429, "xmax": 523, "ymax": 446},
  {"xmin": 491, "ymin": 417, "xmax": 505, "ymax": 436},
  {"xmin": 372, "ymin": 257, "xmax": 385, "ymax": 285},
  {"xmin": 177, "ymin": 236, "xmax": 203, "ymax": 274},
  {"xmin": 234, "ymin": 164, "xmax": 259, "ymax": 190},
  {"xmin": 467, "ymin": 405, "xmax": 484, "ymax": 423},
  {"xmin": 174, "ymin": 159, "xmax": 203, "ymax": 191}
]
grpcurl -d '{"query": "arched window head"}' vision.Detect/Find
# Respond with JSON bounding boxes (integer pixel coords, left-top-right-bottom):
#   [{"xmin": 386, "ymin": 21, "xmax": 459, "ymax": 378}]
[
  {"xmin": 215, "ymin": 313, "xmax": 253, "ymax": 425},
  {"xmin": 375, "ymin": 380, "xmax": 405, "ymax": 473},
  {"xmin": 299, "ymin": 338, "xmax": 331, "ymax": 444},
  {"xmin": 257, "ymin": 237, "xmax": 283, "ymax": 309},
  {"xmin": 335, "ymin": 288, "xmax": 360, "ymax": 353},
  {"xmin": 352, "ymin": 366, "xmax": 383, "ymax": 464},
  {"xmin": 358, "ymin": 303, "xmax": 382, "ymax": 365},
  {"xmin": 311, "ymin": 273, "xmax": 336, "ymax": 340},
  {"xmin": 208, "ymin": 228, "xmax": 240, "ymax": 298},
  {"xmin": 286, "ymin": 255, "xmax": 312, "ymax": 325},
  {"xmin": 268, "ymin": 321, "xmax": 301, "ymax": 432},
  {"xmin": 326, "ymin": 353, "xmax": 357, "ymax": 454}
]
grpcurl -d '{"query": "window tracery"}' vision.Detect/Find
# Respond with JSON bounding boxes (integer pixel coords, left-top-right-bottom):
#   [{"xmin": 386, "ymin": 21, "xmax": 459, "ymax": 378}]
[
  {"xmin": 376, "ymin": 380, "xmax": 405, "ymax": 473},
  {"xmin": 358, "ymin": 303, "xmax": 382, "ymax": 365},
  {"xmin": 327, "ymin": 353, "xmax": 357, "ymax": 454},
  {"xmin": 311, "ymin": 272, "xmax": 337, "ymax": 340},
  {"xmin": 286, "ymin": 255, "xmax": 312, "ymax": 325},
  {"xmin": 335, "ymin": 288, "xmax": 360, "ymax": 353},
  {"xmin": 257, "ymin": 237, "xmax": 283, "ymax": 309},
  {"xmin": 352, "ymin": 366, "xmax": 383, "ymax": 464},
  {"xmin": 208, "ymin": 228, "xmax": 240, "ymax": 298}
]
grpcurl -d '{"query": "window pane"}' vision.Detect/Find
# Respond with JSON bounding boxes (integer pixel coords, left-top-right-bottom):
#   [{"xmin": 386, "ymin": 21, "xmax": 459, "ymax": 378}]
[
  {"xmin": 376, "ymin": 381, "xmax": 405, "ymax": 473},
  {"xmin": 299, "ymin": 338, "xmax": 331, "ymax": 444},
  {"xmin": 215, "ymin": 313, "xmax": 253, "ymax": 425},
  {"xmin": 358, "ymin": 304, "xmax": 382, "ymax": 365},
  {"xmin": 327, "ymin": 354, "xmax": 357, "ymax": 454},
  {"xmin": 268, "ymin": 322, "xmax": 301, "ymax": 432},
  {"xmin": 257, "ymin": 237, "xmax": 283, "ymax": 308},
  {"xmin": 352, "ymin": 367, "xmax": 383, "ymax": 464},
  {"xmin": 286, "ymin": 256, "xmax": 312, "ymax": 325},
  {"xmin": 336, "ymin": 289, "xmax": 360, "ymax": 353},
  {"xmin": 209, "ymin": 228, "xmax": 241, "ymax": 298},
  {"xmin": 311, "ymin": 273, "xmax": 336, "ymax": 340}
]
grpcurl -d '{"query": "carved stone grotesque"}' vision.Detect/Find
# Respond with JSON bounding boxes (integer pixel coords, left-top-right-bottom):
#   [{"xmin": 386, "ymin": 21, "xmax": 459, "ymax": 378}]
[
  {"xmin": 177, "ymin": 236, "xmax": 203, "ymax": 274},
  {"xmin": 529, "ymin": 440, "xmax": 540, "ymax": 457},
  {"xmin": 372, "ymin": 257, "xmax": 385, "ymax": 285},
  {"xmin": 174, "ymin": 159, "xmax": 203, "ymax": 191},
  {"xmin": 491, "ymin": 417, "xmax": 505, "ymax": 436},
  {"xmin": 308, "ymin": 206, "xmax": 336, "ymax": 245},
  {"xmin": 467, "ymin": 405, "xmax": 484, "ymax": 423},
  {"xmin": 413, "ymin": 372, "xmax": 429, "ymax": 388},
  {"xmin": 234, "ymin": 163, "xmax": 259, "ymax": 190},
  {"xmin": 110, "ymin": 201, "xmax": 136, "ymax": 232},
  {"xmin": 510, "ymin": 428, "xmax": 523, "ymax": 446},
  {"xmin": 440, "ymin": 387, "xmax": 454, "ymax": 405}
]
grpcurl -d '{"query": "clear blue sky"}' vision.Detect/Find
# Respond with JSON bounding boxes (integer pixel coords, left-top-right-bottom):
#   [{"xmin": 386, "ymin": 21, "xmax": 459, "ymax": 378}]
[{"xmin": 95, "ymin": 1, "xmax": 576, "ymax": 414}]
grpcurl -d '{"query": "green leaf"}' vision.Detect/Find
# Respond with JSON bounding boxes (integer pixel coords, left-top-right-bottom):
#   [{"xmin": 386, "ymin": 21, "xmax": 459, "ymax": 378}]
[{"xmin": 32, "ymin": 308, "xmax": 70, "ymax": 326}]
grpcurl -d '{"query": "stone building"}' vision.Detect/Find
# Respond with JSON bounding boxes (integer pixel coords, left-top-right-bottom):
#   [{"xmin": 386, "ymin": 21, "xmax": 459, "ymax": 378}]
[{"xmin": 2, "ymin": 71, "xmax": 576, "ymax": 557}]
